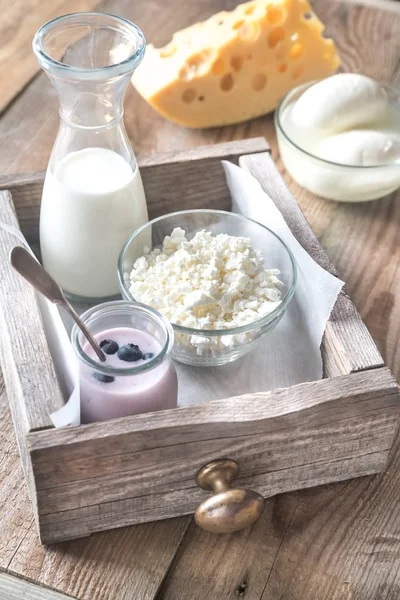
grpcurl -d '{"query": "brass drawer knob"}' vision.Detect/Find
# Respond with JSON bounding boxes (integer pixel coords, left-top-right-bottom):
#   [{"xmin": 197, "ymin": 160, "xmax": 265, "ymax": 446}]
[{"xmin": 194, "ymin": 459, "xmax": 265, "ymax": 533}]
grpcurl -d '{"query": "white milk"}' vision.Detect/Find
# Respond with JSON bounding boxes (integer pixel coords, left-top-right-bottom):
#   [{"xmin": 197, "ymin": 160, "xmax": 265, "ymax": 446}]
[{"xmin": 40, "ymin": 147, "xmax": 148, "ymax": 299}]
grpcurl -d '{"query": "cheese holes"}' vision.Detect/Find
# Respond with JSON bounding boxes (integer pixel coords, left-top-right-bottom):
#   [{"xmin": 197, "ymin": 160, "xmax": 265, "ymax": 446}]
[
  {"xmin": 220, "ymin": 73, "xmax": 234, "ymax": 91},
  {"xmin": 303, "ymin": 12, "xmax": 312, "ymax": 20},
  {"xmin": 245, "ymin": 5, "xmax": 255, "ymax": 15},
  {"xmin": 180, "ymin": 50, "xmax": 215, "ymax": 81},
  {"xmin": 212, "ymin": 58, "xmax": 225, "ymax": 75},
  {"xmin": 159, "ymin": 45, "xmax": 176, "ymax": 58},
  {"xmin": 182, "ymin": 89, "xmax": 196, "ymax": 103},
  {"xmin": 278, "ymin": 63, "xmax": 287, "ymax": 73},
  {"xmin": 267, "ymin": 27, "xmax": 285, "ymax": 48},
  {"xmin": 292, "ymin": 65, "xmax": 304, "ymax": 79},
  {"xmin": 179, "ymin": 66, "xmax": 190, "ymax": 81},
  {"xmin": 239, "ymin": 22, "xmax": 260, "ymax": 41},
  {"xmin": 187, "ymin": 50, "xmax": 213, "ymax": 71},
  {"xmin": 230, "ymin": 55, "xmax": 243, "ymax": 72},
  {"xmin": 233, "ymin": 19, "xmax": 245, "ymax": 30},
  {"xmin": 289, "ymin": 43, "xmax": 304, "ymax": 60},
  {"xmin": 266, "ymin": 6, "xmax": 286, "ymax": 26},
  {"xmin": 252, "ymin": 73, "xmax": 267, "ymax": 91}
]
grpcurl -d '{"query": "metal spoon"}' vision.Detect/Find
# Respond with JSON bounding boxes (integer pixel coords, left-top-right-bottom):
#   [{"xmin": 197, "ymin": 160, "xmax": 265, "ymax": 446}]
[{"xmin": 10, "ymin": 246, "xmax": 106, "ymax": 362}]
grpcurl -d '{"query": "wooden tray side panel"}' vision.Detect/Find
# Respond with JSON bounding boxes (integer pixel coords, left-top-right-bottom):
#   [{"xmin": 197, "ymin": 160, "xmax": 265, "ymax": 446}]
[
  {"xmin": 0, "ymin": 138, "xmax": 269, "ymax": 243},
  {"xmin": 239, "ymin": 153, "xmax": 384, "ymax": 377},
  {"xmin": 0, "ymin": 191, "xmax": 63, "ymax": 527},
  {"xmin": 28, "ymin": 369, "xmax": 399, "ymax": 544},
  {"xmin": 0, "ymin": 191, "xmax": 65, "ymax": 429}
]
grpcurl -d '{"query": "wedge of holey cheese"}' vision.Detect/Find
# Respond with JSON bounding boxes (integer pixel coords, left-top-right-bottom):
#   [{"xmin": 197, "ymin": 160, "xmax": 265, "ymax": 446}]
[{"xmin": 131, "ymin": 0, "xmax": 340, "ymax": 128}]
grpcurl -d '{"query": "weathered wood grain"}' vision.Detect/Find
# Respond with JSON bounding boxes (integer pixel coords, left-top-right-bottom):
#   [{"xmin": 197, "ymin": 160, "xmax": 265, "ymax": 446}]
[
  {"xmin": 0, "ymin": 138, "xmax": 269, "ymax": 243},
  {"xmin": 0, "ymin": 190, "xmax": 65, "ymax": 534},
  {"xmin": 157, "ymin": 507, "xmax": 295, "ymax": 600},
  {"xmin": 0, "ymin": 574, "xmax": 71, "ymax": 600},
  {"xmin": 25, "ymin": 368, "xmax": 398, "ymax": 543},
  {"xmin": 0, "ymin": 191, "xmax": 64, "ymax": 430},
  {"xmin": 0, "ymin": 372, "xmax": 35, "ymax": 571},
  {"xmin": 0, "ymin": 0, "xmax": 101, "ymax": 116}
]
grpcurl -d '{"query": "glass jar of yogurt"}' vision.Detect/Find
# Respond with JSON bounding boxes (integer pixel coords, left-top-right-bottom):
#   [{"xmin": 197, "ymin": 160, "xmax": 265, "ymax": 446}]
[
  {"xmin": 71, "ymin": 301, "xmax": 178, "ymax": 424},
  {"xmin": 33, "ymin": 13, "xmax": 149, "ymax": 302}
]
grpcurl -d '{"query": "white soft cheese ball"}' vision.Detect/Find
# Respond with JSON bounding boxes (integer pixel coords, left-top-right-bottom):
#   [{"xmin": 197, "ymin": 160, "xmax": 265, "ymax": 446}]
[
  {"xmin": 291, "ymin": 73, "xmax": 389, "ymax": 134},
  {"xmin": 317, "ymin": 129, "xmax": 400, "ymax": 166}
]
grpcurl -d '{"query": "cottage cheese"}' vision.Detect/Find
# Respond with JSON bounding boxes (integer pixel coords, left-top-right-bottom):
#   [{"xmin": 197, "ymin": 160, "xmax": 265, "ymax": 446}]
[{"xmin": 128, "ymin": 228, "xmax": 283, "ymax": 355}]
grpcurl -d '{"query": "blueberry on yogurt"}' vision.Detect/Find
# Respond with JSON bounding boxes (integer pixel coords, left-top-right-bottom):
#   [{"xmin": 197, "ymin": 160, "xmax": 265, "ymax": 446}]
[
  {"xmin": 92, "ymin": 372, "xmax": 115, "ymax": 383},
  {"xmin": 100, "ymin": 339, "xmax": 119, "ymax": 355},
  {"xmin": 118, "ymin": 343, "xmax": 143, "ymax": 362}
]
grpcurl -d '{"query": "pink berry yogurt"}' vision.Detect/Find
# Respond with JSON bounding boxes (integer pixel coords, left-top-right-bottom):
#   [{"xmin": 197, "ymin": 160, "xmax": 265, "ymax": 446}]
[{"xmin": 71, "ymin": 302, "xmax": 178, "ymax": 425}]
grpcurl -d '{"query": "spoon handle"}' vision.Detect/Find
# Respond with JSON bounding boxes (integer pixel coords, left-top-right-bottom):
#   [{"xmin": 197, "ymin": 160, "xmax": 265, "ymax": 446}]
[
  {"xmin": 61, "ymin": 301, "xmax": 106, "ymax": 363},
  {"xmin": 10, "ymin": 246, "xmax": 65, "ymax": 304},
  {"xmin": 10, "ymin": 246, "xmax": 106, "ymax": 363}
]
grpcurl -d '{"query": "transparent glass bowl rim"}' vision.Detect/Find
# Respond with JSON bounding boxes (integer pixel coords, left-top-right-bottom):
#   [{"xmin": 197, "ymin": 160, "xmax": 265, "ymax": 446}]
[
  {"xmin": 32, "ymin": 12, "xmax": 146, "ymax": 77},
  {"xmin": 275, "ymin": 80, "xmax": 400, "ymax": 170},
  {"xmin": 71, "ymin": 300, "xmax": 174, "ymax": 376},
  {"xmin": 118, "ymin": 209, "xmax": 298, "ymax": 337}
]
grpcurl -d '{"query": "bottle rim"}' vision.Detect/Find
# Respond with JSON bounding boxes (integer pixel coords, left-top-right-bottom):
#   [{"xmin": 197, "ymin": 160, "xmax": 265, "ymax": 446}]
[{"xmin": 32, "ymin": 12, "xmax": 146, "ymax": 81}]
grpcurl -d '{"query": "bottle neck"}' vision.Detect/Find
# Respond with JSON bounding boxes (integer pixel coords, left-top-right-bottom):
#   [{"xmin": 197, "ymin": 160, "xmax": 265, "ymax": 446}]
[{"xmin": 50, "ymin": 73, "xmax": 131, "ymax": 128}]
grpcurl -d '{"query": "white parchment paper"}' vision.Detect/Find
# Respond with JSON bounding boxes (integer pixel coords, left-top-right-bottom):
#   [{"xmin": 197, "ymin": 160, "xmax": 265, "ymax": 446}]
[
  {"xmin": 174, "ymin": 162, "xmax": 344, "ymax": 405},
  {"xmin": 1, "ymin": 161, "xmax": 344, "ymax": 424}
]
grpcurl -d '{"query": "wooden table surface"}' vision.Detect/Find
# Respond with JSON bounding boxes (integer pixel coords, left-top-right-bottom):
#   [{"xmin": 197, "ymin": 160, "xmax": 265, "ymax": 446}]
[{"xmin": 1, "ymin": 0, "xmax": 400, "ymax": 598}]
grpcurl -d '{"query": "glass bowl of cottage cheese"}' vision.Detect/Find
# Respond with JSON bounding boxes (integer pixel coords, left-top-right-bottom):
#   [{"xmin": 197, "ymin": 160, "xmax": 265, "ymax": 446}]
[
  {"xmin": 118, "ymin": 210, "xmax": 297, "ymax": 366},
  {"xmin": 275, "ymin": 75, "xmax": 400, "ymax": 202}
]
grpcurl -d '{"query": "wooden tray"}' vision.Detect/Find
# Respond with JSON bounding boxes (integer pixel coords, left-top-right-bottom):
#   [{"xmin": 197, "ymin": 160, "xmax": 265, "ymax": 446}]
[{"xmin": 0, "ymin": 138, "xmax": 398, "ymax": 545}]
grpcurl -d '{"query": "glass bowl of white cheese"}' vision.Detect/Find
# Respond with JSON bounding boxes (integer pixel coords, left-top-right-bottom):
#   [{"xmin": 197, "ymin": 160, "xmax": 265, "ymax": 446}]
[
  {"xmin": 275, "ymin": 75, "xmax": 400, "ymax": 202},
  {"xmin": 118, "ymin": 210, "xmax": 297, "ymax": 366}
]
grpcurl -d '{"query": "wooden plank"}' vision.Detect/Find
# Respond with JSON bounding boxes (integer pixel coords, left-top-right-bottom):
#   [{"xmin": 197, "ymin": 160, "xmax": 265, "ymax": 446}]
[
  {"xmin": 239, "ymin": 152, "xmax": 384, "ymax": 376},
  {"xmin": 7, "ymin": 519, "xmax": 191, "ymax": 600},
  {"xmin": 0, "ymin": 138, "xmax": 269, "ymax": 243},
  {"xmin": 0, "ymin": 191, "xmax": 64, "ymax": 430},
  {"xmin": 259, "ymin": 440, "xmax": 400, "ymax": 600},
  {"xmin": 157, "ymin": 506, "xmax": 296, "ymax": 600},
  {"xmin": 0, "ymin": 574, "xmax": 71, "ymax": 600},
  {"xmin": 0, "ymin": 190, "xmax": 65, "ymax": 532},
  {"xmin": 0, "ymin": 0, "xmax": 102, "ymax": 116},
  {"xmin": 0, "ymin": 373, "xmax": 35, "ymax": 570},
  {"xmin": 26, "ymin": 368, "xmax": 398, "ymax": 543},
  {"xmin": 341, "ymin": 0, "xmax": 400, "ymax": 13}
]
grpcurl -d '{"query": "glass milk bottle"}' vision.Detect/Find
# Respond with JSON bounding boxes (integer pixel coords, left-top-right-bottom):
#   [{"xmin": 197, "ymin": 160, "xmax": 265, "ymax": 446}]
[{"xmin": 33, "ymin": 13, "xmax": 148, "ymax": 302}]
